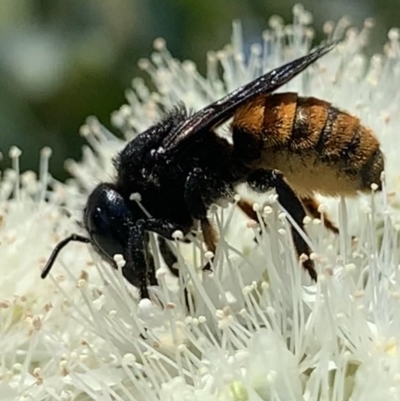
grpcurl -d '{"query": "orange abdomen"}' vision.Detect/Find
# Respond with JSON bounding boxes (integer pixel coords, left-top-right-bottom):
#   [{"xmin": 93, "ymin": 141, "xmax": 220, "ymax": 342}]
[{"xmin": 232, "ymin": 93, "xmax": 384, "ymax": 197}]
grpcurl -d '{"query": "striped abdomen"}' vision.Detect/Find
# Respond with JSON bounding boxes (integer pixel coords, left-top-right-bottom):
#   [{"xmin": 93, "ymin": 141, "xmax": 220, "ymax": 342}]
[{"xmin": 232, "ymin": 93, "xmax": 384, "ymax": 197}]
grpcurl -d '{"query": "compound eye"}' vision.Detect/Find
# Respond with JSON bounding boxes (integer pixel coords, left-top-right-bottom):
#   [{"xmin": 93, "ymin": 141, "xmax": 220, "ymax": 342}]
[{"xmin": 84, "ymin": 184, "xmax": 132, "ymax": 263}]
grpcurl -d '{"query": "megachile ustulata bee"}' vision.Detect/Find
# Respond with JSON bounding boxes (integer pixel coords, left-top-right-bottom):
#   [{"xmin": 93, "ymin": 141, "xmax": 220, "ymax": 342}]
[{"xmin": 41, "ymin": 41, "xmax": 384, "ymax": 299}]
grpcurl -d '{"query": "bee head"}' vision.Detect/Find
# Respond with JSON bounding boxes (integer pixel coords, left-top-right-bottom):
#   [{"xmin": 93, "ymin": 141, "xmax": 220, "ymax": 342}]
[
  {"xmin": 40, "ymin": 183, "xmax": 144, "ymax": 280},
  {"xmin": 83, "ymin": 183, "xmax": 143, "ymax": 264}
]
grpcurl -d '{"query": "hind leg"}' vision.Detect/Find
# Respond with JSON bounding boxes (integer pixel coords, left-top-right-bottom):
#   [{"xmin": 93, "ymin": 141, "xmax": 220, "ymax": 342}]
[{"xmin": 246, "ymin": 169, "xmax": 316, "ymax": 281}]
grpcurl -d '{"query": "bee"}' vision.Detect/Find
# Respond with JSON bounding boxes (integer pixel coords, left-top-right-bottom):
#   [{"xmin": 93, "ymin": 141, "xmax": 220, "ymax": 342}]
[{"xmin": 41, "ymin": 41, "xmax": 384, "ymax": 299}]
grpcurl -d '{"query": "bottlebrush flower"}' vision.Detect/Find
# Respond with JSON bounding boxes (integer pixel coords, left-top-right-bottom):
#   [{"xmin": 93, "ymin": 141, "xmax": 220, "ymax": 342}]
[{"xmin": 1, "ymin": 5, "xmax": 400, "ymax": 400}]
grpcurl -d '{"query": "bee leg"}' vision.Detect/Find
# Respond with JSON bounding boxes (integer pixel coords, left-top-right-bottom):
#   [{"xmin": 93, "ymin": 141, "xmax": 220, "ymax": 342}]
[
  {"xmin": 247, "ymin": 169, "xmax": 317, "ymax": 281},
  {"xmin": 300, "ymin": 195, "xmax": 339, "ymax": 235},
  {"xmin": 125, "ymin": 221, "xmax": 152, "ymax": 299},
  {"xmin": 157, "ymin": 236, "xmax": 180, "ymax": 277},
  {"xmin": 237, "ymin": 198, "xmax": 258, "ymax": 221},
  {"xmin": 184, "ymin": 167, "xmax": 233, "ymax": 271},
  {"xmin": 145, "ymin": 237, "xmax": 158, "ymax": 286},
  {"xmin": 158, "ymin": 236, "xmax": 200, "ymax": 277},
  {"xmin": 237, "ymin": 198, "xmax": 264, "ymax": 244},
  {"xmin": 126, "ymin": 218, "xmax": 190, "ymax": 299},
  {"xmin": 200, "ymin": 218, "xmax": 218, "ymax": 271},
  {"xmin": 157, "ymin": 236, "xmax": 193, "ymax": 311},
  {"xmin": 185, "ymin": 167, "xmax": 233, "ymax": 217}
]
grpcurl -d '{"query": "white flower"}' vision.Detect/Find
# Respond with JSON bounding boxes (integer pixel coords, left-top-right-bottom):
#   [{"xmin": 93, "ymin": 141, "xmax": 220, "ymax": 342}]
[{"xmin": 1, "ymin": 4, "xmax": 400, "ymax": 400}]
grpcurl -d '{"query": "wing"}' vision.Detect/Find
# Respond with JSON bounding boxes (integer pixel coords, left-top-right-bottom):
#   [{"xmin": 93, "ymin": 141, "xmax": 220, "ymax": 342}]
[{"xmin": 160, "ymin": 41, "xmax": 338, "ymax": 153}]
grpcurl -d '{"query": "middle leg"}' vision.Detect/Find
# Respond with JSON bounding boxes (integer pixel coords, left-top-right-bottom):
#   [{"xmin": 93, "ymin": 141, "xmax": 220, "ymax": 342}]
[{"xmin": 300, "ymin": 195, "xmax": 339, "ymax": 234}]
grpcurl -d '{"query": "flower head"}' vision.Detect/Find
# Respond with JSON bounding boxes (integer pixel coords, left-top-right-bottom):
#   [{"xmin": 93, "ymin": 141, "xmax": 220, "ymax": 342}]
[{"xmin": 1, "ymin": 5, "xmax": 400, "ymax": 400}]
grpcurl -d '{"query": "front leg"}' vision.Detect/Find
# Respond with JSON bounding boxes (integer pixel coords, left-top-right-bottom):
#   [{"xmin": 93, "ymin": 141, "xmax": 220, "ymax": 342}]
[
  {"xmin": 247, "ymin": 169, "xmax": 316, "ymax": 281},
  {"xmin": 125, "ymin": 218, "xmax": 190, "ymax": 299}
]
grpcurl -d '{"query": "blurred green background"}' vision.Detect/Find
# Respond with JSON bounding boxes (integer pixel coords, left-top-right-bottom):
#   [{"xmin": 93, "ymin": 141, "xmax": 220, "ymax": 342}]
[{"xmin": 0, "ymin": 0, "xmax": 398, "ymax": 181}]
